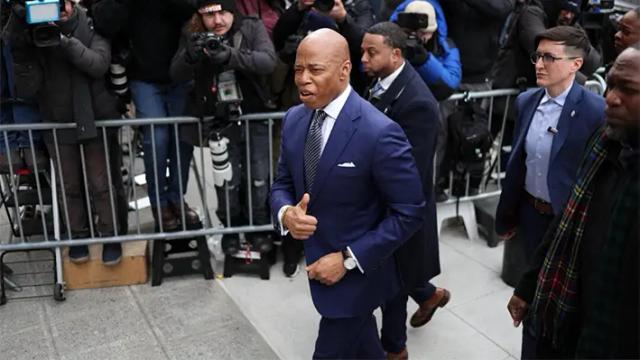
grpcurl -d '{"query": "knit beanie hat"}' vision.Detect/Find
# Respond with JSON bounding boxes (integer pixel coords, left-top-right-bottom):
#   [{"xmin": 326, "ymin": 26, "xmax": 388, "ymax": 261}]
[
  {"xmin": 560, "ymin": 0, "xmax": 581, "ymax": 14},
  {"xmin": 197, "ymin": 0, "xmax": 237, "ymax": 14},
  {"xmin": 404, "ymin": 1, "xmax": 437, "ymax": 33}
]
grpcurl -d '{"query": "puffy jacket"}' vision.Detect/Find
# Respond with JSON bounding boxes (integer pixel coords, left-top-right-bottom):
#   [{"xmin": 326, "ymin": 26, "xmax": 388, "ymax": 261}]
[
  {"xmin": 90, "ymin": 0, "xmax": 195, "ymax": 84},
  {"xmin": 440, "ymin": 0, "xmax": 515, "ymax": 83},
  {"xmin": 391, "ymin": 0, "xmax": 462, "ymax": 100},
  {"xmin": 38, "ymin": 7, "xmax": 119, "ymax": 143}
]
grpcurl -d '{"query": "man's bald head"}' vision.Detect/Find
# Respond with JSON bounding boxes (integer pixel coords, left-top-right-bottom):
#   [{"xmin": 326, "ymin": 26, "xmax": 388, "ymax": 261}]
[
  {"xmin": 604, "ymin": 44, "xmax": 640, "ymax": 144},
  {"xmin": 299, "ymin": 28, "xmax": 351, "ymax": 63},
  {"xmin": 294, "ymin": 29, "xmax": 353, "ymax": 109}
]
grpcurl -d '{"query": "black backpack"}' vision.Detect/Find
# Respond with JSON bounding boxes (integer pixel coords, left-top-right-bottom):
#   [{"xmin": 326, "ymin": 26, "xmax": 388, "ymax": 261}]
[{"xmin": 447, "ymin": 101, "xmax": 492, "ymax": 196}]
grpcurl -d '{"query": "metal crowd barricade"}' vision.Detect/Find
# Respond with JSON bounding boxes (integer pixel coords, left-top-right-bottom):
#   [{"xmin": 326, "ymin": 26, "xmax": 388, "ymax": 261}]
[
  {"xmin": 0, "ymin": 88, "xmax": 541, "ymax": 296},
  {"xmin": 435, "ymin": 88, "xmax": 521, "ymax": 241}
]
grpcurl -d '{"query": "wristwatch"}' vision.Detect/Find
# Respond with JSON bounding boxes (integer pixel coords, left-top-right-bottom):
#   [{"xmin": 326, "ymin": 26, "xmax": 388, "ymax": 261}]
[{"xmin": 342, "ymin": 250, "xmax": 357, "ymax": 271}]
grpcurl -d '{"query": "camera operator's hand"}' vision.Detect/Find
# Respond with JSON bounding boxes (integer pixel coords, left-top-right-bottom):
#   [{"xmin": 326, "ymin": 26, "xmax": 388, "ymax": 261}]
[
  {"xmin": 280, "ymin": 34, "xmax": 303, "ymax": 64},
  {"xmin": 408, "ymin": 43, "xmax": 428, "ymax": 66},
  {"xmin": 327, "ymin": 0, "xmax": 347, "ymax": 23},
  {"xmin": 206, "ymin": 44, "xmax": 232, "ymax": 66},
  {"xmin": 186, "ymin": 34, "xmax": 206, "ymax": 64},
  {"xmin": 298, "ymin": 0, "xmax": 315, "ymax": 11}
]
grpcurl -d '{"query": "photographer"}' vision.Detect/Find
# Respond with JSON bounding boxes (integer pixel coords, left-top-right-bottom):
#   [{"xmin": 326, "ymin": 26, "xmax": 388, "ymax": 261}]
[
  {"xmin": 272, "ymin": 0, "xmax": 375, "ymax": 93},
  {"xmin": 36, "ymin": 0, "xmax": 123, "ymax": 265},
  {"xmin": 391, "ymin": 0, "xmax": 461, "ymax": 101},
  {"xmin": 0, "ymin": 3, "xmax": 47, "ymax": 173},
  {"xmin": 170, "ymin": 0, "xmax": 277, "ymax": 254}
]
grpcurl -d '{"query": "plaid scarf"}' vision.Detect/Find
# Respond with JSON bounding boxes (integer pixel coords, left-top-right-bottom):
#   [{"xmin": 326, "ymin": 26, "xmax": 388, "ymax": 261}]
[
  {"xmin": 530, "ymin": 127, "xmax": 609, "ymax": 348},
  {"xmin": 574, "ymin": 145, "xmax": 639, "ymax": 358}
]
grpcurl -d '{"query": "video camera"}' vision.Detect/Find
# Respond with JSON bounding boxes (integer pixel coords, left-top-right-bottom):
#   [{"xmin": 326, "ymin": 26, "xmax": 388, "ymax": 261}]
[
  {"xmin": 196, "ymin": 32, "xmax": 224, "ymax": 52},
  {"xmin": 18, "ymin": 0, "xmax": 65, "ymax": 47},
  {"xmin": 587, "ymin": 0, "xmax": 615, "ymax": 10},
  {"xmin": 396, "ymin": 12, "xmax": 430, "ymax": 66},
  {"xmin": 396, "ymin": 12, "xmax": 429, "ymax": 32}
]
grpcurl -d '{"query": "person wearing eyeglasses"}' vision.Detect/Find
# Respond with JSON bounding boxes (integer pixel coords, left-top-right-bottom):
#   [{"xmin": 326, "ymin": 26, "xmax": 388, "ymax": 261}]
[{"xmin": 495, "ymin": 26, "xmax": 605, "ymax": 359}]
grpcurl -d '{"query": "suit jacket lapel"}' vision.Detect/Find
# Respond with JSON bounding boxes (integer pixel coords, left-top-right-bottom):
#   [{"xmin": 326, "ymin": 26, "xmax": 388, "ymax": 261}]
[
  {"xmin": 549, "ymin": 82, "xmax": 582, "ymax": 166},
  {"xmin": 514, "ymin": 88, "xmax": 545, "ymax": 155},
  {"xmin": 292, "ymin": 107, "xmax": 314, "ymax": 200},
  {"xmin": 373, "ymin": 65, "xmax": 411, "ymax": 114},
  {"xmin": 309, "ymin": 91, "xmax": 360, "ymax": 207}
]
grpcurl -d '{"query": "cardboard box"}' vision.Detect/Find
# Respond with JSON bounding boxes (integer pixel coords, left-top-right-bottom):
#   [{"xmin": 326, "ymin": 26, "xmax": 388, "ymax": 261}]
[{"xmin": 62, "ymin": 241, "xmax": 148, "ymax": 290}]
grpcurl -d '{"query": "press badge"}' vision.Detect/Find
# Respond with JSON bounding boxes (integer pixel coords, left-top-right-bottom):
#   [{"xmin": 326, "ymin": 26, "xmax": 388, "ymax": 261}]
[{"xmin": 216, "ymin": 70, "xmax": 243, "ymax": 103}]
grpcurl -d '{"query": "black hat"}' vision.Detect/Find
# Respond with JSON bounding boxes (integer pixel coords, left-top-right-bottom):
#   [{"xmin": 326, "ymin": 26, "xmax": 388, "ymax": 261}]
[
  {"xmin": 560, "ymin": 0, "xmax": 581, "ymax": 14},
  {"xmin": 197, "ymin": 0, "xmax": 237, "ymax": 14}
]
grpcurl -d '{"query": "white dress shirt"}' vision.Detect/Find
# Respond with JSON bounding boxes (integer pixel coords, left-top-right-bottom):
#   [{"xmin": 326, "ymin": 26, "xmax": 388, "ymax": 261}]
[{"xmin": 524, "ymin": 83, "xmax": 573, "ymax": 202}]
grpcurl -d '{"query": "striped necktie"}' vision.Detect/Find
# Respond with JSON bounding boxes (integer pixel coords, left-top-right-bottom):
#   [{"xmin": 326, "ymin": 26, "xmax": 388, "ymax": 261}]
[{"xmin": 304, "ymin": 110, "xmax": 327, "ymax": 193}]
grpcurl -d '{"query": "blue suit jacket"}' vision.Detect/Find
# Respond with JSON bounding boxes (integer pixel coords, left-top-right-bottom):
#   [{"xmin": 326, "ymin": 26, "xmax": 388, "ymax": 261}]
[
  {"xmin": 367, "ymin": 64, "xmax": 441, "ymax": 289},
  {"xmin": 495, "ymin": 83, "xmax": 605, "ymax": 234},
  {"xmin": 270, "ymin": 90, "xmax": 426, "ymax": 318}
]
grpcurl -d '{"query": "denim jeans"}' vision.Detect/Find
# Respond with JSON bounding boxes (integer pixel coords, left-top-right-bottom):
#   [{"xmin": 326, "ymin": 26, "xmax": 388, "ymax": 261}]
[
  {"xmin": 0, "ymin": 41, "xmax": 42, "ymax": 153},
  {"xmin": 129, "ymin": 80, "xmax": 193, "ymax": 208}
]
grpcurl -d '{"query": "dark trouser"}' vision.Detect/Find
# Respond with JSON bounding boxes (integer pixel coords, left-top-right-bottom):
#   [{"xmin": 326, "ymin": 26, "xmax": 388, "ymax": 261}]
[
  {"xmin": 381, "ymin": 291, "xmax": 409, "ymax": 354},
  {"xmin": 518, "ymin": 200, "xmax": 554, "ymax": 359},
  {"xmin": 409, "ymin": 281, "xmax": 437, "ymax": 304},
  {"xmin": 380, "ymin": 282, "xmax": 437, "ymax": 353},
  {"xmin": 106, "ymin": 132, "xmax": 128, "ymax": 235},
  {"xmin": 47, "ymin": 141, "xmax": 115, "ymax": 238},
  {"xmin": 215, "ymin": 121, "xmax": 270, "ymax": 226},
  {"xmin": 282, "ymin": 233, "xmax": 303, "ymax": 264},
  {"xmin": 313, "ymin": 314, "xmax": 385, "ymax": 359}
]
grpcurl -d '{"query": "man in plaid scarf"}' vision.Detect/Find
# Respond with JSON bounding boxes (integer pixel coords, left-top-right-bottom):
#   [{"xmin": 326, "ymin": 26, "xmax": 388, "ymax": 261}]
[{"xmin": 507, "ymin": 44, "xmax": 640, "ymax": 358}]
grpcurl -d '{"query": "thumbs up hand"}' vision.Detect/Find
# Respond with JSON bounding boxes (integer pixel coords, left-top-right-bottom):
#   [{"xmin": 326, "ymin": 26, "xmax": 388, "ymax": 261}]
[{"xmin": 283, "ymin": 193, "xmax": 318, "ymax": 240}]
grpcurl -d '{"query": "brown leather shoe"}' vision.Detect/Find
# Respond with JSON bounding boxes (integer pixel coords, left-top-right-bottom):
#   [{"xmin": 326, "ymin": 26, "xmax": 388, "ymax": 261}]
[
  {"xmin": 387, "ymin": 348, "xmax": 408, "ymax": 360},
  {"xmin": 410, "ymin": 288, "xmax": 451, "ymax": 328},
  {"xmin": 169, "ymin": 201, "xmax": 200, "ymax": 225},
  {"xmin": 151, "ymin": 206, "xmax": 178, "ymax": 231}
]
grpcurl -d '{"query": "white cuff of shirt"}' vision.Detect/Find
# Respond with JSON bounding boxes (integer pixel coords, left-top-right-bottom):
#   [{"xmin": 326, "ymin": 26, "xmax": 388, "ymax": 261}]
[
  {"xmin": 277, "ymin": 205, "xmax": 292, "ymax": 236},
  {"xmin": 346, "ymin": 246, "xmax": 364, "ymax": 274}
]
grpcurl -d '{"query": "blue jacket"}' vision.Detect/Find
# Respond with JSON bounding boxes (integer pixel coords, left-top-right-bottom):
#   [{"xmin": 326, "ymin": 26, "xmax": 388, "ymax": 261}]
[
  {"xmin": 390, "ymin": 0, "xmax": 461, "ymax": 98},
  {"xmin": 495, "ymin": 83, "xmax": 605, "ymax": 235},
  {"xmin": 270, "ymin": 90, "xmax": 425, "ymax": 318}
]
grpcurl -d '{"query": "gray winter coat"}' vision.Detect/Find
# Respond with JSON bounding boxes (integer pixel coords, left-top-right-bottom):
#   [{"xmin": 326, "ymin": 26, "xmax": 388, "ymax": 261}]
[{"xmin": 38, "ymin": 6, "xmax": 119, "ymax": 144}]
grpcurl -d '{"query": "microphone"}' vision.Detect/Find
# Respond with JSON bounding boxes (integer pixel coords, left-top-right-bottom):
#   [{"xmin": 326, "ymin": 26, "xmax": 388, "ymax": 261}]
[{"xmin": 547, "ymin": 126, "xmax": 558, "ymax": 134}]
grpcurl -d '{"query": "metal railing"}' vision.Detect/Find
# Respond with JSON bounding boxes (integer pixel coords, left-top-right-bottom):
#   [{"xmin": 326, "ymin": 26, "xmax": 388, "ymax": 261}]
[{"xmin": 1, "ymin": 84, "xmax": 608, "ymax": 254}]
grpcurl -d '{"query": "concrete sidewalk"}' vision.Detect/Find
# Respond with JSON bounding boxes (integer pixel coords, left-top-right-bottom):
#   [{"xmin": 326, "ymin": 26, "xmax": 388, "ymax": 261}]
[{"xmin": 0, "ymin": 276, "xmax": 277, "ymax": 360}]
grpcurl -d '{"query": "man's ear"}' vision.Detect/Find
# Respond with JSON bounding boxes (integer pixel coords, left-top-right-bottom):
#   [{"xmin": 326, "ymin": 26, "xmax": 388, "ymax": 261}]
[
  {"xmin": 572, "ymin": 57, "xmax": 584, "ymax": 73},
  {"xmin": 392, "ymin": 48, "xmax": 402, "ymax": 61},
  {"xmin": 340, "ymin": 60, "xmax": 352, "ymax": 80}
]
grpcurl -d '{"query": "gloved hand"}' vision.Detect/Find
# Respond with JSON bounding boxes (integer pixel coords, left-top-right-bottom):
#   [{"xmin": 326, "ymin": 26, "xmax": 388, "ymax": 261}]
[
  {"xmin": 186, "ymin": 33, "xmax": 206, "ymax": 64},
  {"xmin": 207, "ymin": 43, "xmax": 232, "ymax": 66},
  {"xmin": 279, "ymin": 34, "xmax": 303, "ymax": 64},
  {"xmin": 408, "ymin": 44, "xmax": 428, "ymax": 66}
]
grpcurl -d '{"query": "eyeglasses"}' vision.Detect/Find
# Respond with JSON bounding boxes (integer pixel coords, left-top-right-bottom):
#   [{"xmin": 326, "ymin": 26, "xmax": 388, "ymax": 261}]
[{"xmin": 530, "ymin": 52, "xmax": 579, "ymax": 65}]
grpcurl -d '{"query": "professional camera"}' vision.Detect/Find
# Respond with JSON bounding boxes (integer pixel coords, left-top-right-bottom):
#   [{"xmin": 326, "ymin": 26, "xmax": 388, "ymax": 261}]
[
  {"xmin": 198, "ymin": 32, "xmax": 224, "ymax": 51},
  {"xmin": 396, "ymin": 12, "xmax": 429, "ymax": 32},
  {"xmin": 396, "ymin": 13, "xmax": 430, "ymax": 65},
  {"xmin": 18, "ymin": 0, "xmax": 65, "ymax": 47},
  {"xmin": 313, "ymin": 0, "xmax": 335, "ymax": 13}
]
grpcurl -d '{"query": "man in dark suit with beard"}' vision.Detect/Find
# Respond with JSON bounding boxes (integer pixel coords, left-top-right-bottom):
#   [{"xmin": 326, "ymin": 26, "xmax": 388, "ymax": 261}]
[{"xmin": 361, "ymin": 21, "xmax": 449, "ymax": 359}]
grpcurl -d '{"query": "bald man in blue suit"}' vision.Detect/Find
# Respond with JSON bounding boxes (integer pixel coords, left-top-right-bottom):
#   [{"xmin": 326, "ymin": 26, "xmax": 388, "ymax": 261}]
[{"xmin": 270, "ymin": 29, "xmax": 425, "ymax": 359}]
